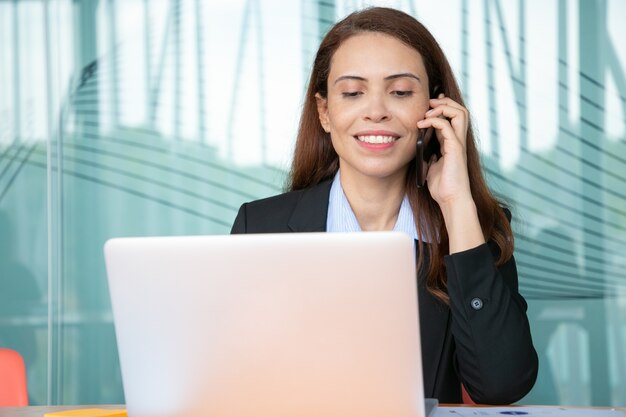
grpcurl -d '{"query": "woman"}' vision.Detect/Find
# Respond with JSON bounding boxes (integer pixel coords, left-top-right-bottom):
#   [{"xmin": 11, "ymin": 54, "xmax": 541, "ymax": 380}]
[{"xmin": 231, "ymin": 7, "xmax": 538, "ymax": 404}]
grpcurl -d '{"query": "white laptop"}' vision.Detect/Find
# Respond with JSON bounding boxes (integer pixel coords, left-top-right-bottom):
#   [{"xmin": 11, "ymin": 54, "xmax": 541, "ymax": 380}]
[{"xmin": 104, "ymin": 232, "xmax": 437, "ymax": 417}]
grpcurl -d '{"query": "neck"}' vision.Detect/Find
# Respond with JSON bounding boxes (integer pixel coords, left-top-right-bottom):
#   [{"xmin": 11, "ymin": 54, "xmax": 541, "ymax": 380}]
[{"xmin": 340, "ymin": 170, "xmax": 407, "ymax": 231}]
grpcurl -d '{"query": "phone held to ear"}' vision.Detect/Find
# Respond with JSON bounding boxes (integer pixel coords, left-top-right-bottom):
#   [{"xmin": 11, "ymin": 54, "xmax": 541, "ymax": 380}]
[
  {"xmin": 415, "ymin": 126, "xmax": 439, "ymax": 188},
  {"xmin": 416, "ymin": 86, "xmax": 442, "ymax": 188}
]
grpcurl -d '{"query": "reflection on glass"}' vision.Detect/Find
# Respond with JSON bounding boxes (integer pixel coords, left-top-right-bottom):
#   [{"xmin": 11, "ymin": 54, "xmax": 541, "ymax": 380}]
[{"xmin": 0, "ymin": 0, "xmax": 624, "ymax": 406}]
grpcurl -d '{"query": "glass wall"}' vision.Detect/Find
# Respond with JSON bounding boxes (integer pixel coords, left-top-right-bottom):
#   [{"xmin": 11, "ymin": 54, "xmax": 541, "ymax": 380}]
[{"xmin": 0, "ymin": 0, "xmax": 624, "ymax": 406}]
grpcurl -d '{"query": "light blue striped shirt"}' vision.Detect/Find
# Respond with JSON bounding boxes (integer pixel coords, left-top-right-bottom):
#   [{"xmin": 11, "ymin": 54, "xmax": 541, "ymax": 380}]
[{"xmin": 326, "ymin": 171, "xmax": 419, "ymax": 241}]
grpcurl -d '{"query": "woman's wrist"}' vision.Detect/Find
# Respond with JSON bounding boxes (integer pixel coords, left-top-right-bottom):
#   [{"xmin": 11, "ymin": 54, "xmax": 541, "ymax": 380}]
[{"xmin": 440, "ymin": 197, "xmax": 486, "ymax": 254}]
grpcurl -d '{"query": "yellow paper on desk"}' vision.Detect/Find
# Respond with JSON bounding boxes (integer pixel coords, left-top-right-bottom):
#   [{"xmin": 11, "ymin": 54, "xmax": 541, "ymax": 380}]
[{"xmin": 44, "ymin": 409, "xmax": 127, "ymax": 417}]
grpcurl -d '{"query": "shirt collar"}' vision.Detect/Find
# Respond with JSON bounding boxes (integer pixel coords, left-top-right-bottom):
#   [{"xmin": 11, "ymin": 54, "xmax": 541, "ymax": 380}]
[{"xmin": 326, "ymin": 170, "xmax": 418, "ymax": 240}]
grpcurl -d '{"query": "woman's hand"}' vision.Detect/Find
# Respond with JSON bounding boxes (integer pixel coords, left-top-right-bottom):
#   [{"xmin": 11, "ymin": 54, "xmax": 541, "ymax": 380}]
[
  {"xmin": 416, "ymin": 95, "xmax": 485, "ymax": 253},
  {"xmin": 416, "ymin": 95, "xmax": 472, "ymax": 209}
]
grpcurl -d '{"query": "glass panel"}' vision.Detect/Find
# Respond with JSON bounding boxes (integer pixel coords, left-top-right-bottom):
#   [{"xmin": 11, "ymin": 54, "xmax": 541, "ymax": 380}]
[
  {"xmin": 1, "ymin": 0, "xmax": 624, "ymax": 406},
  {"xmin": 0, "ymin": 0, "xmax": 49, "ymax": 405}
]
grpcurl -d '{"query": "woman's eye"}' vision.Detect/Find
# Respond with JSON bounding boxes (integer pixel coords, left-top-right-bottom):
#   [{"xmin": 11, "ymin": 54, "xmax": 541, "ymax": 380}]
[
  {"xmin": 392, "ymin": 90, "xmax": 414, "ymax": 97},
  {"xmin": 342, "ymin": 91, "xmax": 362, "ymax": 98}
]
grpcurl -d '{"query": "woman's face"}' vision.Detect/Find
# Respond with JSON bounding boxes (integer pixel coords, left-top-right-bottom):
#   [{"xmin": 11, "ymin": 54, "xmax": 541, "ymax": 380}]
[{"xmin": 316, "ymin": 32, "xmax": 430, "ymax": 184}]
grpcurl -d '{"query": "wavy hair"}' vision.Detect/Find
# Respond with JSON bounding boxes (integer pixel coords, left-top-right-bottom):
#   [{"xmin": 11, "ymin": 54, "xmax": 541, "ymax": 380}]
[{"xmin": 288, "ymin": 7, "xmax": 513, "ymax": 303}]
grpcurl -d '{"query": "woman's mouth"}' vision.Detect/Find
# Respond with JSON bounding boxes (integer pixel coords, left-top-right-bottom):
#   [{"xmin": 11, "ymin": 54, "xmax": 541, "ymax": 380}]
[{"xmin": 355, "ymin": 135, "xmax": 399, "ymax": 144}]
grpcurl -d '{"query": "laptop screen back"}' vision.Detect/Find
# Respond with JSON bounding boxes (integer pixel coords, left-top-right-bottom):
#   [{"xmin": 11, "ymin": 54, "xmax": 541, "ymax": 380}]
[{"xmin": 104, "ymin": 232, "xmax": 425, "ymax": 417}]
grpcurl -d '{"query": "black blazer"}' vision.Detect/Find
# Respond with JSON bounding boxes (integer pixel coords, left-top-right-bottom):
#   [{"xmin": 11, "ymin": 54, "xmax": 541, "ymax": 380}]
[{"xmin": 231, "ymin": 180, "xmax": 538, "ymax": 404}]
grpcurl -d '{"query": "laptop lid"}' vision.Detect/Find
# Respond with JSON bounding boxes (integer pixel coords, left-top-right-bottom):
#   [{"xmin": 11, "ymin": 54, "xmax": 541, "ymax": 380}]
[{"xmin": 104, "ymin": 232, "xmax": 429, "ymax": 417}]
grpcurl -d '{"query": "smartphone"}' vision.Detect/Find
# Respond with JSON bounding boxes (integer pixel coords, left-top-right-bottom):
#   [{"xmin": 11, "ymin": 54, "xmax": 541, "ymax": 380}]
[
  {"xmin": 415, "ymin": 86, "xmax": 442, "ymax": 188},
  {"xmin": 415, "ymin": 126, "xmax": 438, "ymax": 188}
]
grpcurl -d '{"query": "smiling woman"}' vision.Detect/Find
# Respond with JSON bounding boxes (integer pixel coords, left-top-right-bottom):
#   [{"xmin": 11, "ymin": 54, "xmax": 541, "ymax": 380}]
[
  {"xmin": 316, "ymin": 33, "xmax": 428, "ymax": 196},
  {"xmin": 231, "ymin": 6, "xmax": 538, "ymax": 405}
]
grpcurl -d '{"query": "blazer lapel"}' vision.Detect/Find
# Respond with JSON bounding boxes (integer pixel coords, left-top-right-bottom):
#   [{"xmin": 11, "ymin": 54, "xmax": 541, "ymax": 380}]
[
  {"xmin": 287, "ymin": 180, "xmax": 333, "ymax": 232},
  {"xmin": 416, "ymin": 244, "xmax": 451, "ymax": 398}
]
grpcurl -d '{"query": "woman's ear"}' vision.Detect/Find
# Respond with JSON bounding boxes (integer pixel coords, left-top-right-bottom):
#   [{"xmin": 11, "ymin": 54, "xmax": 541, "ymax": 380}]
[{"xmin": 315, "ymin": 93, "xmax": 330, "ymax": 133}]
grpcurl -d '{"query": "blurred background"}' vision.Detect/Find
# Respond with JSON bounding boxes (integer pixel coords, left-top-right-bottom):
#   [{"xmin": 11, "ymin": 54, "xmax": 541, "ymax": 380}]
[{"xmin": 0, "ymin": 0, "xmax": 625, "ymax": 407}]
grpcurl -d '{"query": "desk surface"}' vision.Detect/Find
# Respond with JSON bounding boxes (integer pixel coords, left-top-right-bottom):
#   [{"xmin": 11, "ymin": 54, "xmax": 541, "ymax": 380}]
[
  {"xmin": 2, "ymin": 405, "xmax": 625, "ymax": 417},
  {"xmin": 0, "ymin": 406, "xmax": 124, "ymax": 417}
]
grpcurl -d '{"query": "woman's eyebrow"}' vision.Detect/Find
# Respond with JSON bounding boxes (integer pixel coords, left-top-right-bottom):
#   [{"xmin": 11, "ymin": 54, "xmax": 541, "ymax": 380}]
[
  {"xmin": 384, "ymin": 73, "xmax": 421, "ymax": 82},
  {"xmin": 334, "ymin": 75, "xmax": 366, "ymax": 84},
  {"xmin": 334, "ymin": 73, "xmax": 421, "ymax": 85}
]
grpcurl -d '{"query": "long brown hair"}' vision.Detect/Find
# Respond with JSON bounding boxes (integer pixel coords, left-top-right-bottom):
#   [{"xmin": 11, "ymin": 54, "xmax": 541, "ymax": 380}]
[{"xmin": 288, "ymin": 7, "xmax": 513, "ymax": 303}]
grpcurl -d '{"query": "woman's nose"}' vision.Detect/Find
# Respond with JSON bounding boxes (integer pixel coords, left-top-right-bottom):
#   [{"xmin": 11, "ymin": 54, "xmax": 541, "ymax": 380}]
[{"xmin": 363, "ymin": 95, "xmax": 391, "ymax": 122}]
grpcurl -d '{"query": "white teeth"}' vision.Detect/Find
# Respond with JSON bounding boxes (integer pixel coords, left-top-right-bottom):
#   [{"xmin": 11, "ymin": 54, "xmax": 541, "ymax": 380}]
[{"xmin": 356, "ymin": 135, "xmax": 397, "ymax": 144}]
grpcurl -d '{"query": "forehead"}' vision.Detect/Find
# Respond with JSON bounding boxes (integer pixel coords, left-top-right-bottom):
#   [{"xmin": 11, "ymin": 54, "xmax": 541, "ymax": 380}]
[{"xmin": 329, "ymin": 32, "xmax": 426, "ymax": 78}]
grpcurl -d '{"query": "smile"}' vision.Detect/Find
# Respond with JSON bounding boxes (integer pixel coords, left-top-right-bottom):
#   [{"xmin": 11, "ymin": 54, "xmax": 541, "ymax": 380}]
[{"xmin": 355, "ymin": 135, "xmax": 398, "ymax": 144}]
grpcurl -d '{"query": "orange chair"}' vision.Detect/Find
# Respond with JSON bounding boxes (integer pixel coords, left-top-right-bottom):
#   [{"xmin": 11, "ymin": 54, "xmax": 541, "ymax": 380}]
[
  {"xmin": 0, "ymin": 348, "xmax": 28, "ymax": 406},
  {"xmin": 462, "ymin": 384, "xmax": 476, "ymax": 405}
]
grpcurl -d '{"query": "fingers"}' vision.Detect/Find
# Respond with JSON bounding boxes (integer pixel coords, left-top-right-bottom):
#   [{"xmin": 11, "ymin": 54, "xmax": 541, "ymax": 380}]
[
  {"xmin": 424, "ymin": 105, "xmax": 467, "ymax": 138},
  {"xmin": 416, "ymin": 117, "xmax": 459, "ymax": 154},
  {"xmin": 426, "ymin": 100, "xmax": 467, "ymax": 120},
  {"xmin": 431, "ymin": 96, "xmax": 467, "ymax": 113},
  {"xmin": 431, "ymin": 94, "xmax": 467, "ymax": 114},
  {"xmin": 424, "ymin": 98, "xmax": 468, "ymax": 145}
]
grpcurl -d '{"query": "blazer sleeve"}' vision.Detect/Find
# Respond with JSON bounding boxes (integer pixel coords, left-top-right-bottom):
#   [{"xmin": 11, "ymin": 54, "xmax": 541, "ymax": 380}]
[{"xmin": 444, "ymin": 210, "xmax": 538, "ymax": 404}]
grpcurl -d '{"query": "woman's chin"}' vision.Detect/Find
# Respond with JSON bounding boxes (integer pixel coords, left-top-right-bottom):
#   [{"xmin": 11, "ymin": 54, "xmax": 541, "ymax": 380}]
[{"xmin": 340, "ymin": 164, "xmax": 410, "ymax": 183}]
